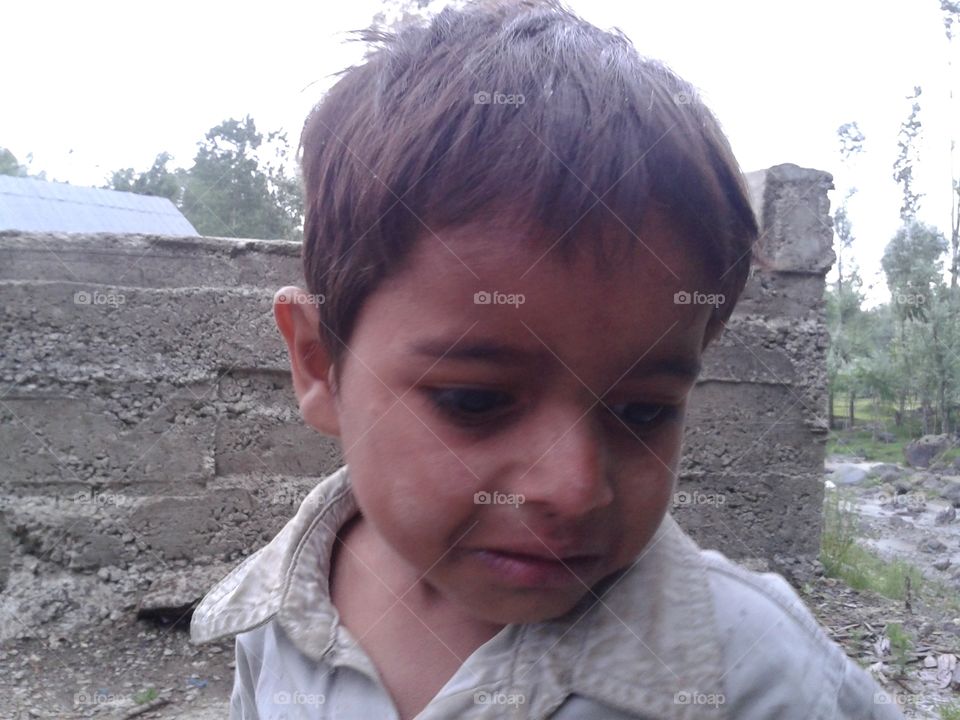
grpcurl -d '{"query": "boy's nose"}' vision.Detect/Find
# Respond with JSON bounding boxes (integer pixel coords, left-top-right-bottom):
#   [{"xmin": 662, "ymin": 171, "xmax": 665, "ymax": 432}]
[{"xmin": 517, "ymin": 409, "xmax": 615, "ymax": 518}]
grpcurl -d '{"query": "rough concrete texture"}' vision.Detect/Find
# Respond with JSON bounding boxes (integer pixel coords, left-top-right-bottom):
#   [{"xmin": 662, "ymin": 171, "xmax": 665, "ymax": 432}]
[
  {"xmin": 675, "ymin": 163, "xmax": 836, "ymax": 581},
  {"xmin": 0, "ymin": 163, "xmax": 834, "ymax": 629}
]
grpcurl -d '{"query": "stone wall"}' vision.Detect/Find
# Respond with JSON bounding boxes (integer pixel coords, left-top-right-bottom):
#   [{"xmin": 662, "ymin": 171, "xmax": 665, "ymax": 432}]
[{"xmin": 0, "ymin": 162, "xmax": 834, "ymax": 615}]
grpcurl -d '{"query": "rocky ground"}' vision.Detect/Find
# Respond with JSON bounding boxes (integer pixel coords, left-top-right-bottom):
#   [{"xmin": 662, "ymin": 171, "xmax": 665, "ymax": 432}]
[
  {"xmin": 814, "ymin": 454, "xmax": 960, "ymax": 718},
  {"xmin": 0, "ymin": 562, "xmax": 235, "ymax": 719},
  {"xmin": 2, "ymin": 457, "xmax": 959, "ymax": 719}
]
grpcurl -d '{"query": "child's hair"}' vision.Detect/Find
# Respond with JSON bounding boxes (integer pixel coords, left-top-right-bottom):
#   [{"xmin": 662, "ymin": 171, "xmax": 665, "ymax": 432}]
[{"xmin": 300, "ymin": 0, "xmax": 759, "ymax": 392}]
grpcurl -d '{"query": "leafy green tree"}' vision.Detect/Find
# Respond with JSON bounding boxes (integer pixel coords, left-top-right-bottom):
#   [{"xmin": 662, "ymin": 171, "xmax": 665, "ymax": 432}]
[
  {"xmin": 882, "ymin": 221, "xmax": 947, "ymax": 322},
  {"xmin": 0, "ymin": 147, "xmax": 45, "ymax": 179},
  {"xmin": 892, "ymin": 86, "xmax": 924, "ymax": 222},
  {"xmin": 107, "ymin": 152, "xmax": 181, "ymax": 203},
  {"xmin": 940, "ymin": 1, "xmax": 960, "ymax": 290},
  {"xmin": 881, "ymin": 221, "xmax": 956, "ymax": 432},
  {"xmin": 0, "ymin": 148, "xmax": 27, "ymax": 177},
  {"xmin": 827, "ymin": 121, "xmax": 867, "ymax": 427},
  {"xmin": 180, "ymin": 116, "xmax": 302, "ymax": 240}
]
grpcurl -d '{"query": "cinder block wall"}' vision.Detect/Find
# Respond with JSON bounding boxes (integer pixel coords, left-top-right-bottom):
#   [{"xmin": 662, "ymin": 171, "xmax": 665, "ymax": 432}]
[{"xmin": 0, "ymin": 163, "xmax": 834, "ymax": 595}]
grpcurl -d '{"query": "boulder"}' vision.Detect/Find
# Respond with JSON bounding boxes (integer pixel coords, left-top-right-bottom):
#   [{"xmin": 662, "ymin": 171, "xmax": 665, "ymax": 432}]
[
  {"xmin": 866, "ymin": 463, "xmax": 904, "ymax": 484},
  {"xmin": 904, "ymin": 434, "xmax": 952, "ymax": 469},
  {"xmin": 829, "ymin": 463, "xmax": 869, "ymax": 486},
  {"xmin": 875, "ymin": 431, "xmax": 897, "ymax": 444},
  {"xmin": 942, "ymin": 480, "xmax": 960, "ymax": 508},
  {"xmin": 918, "ymin": 537, "xmax": 948, "ymax": 554},
  {"xmin": 935, "ymin": 506, "xmax": 957, "ymax": 525},
  {"xmin": 909, "ymin": 471, "xmax": 937, "ymax": 489}
]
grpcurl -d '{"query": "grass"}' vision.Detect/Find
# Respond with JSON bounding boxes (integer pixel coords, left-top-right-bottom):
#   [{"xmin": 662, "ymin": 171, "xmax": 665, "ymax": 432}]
[
  {"xmin": 830, "ymin": 396, "xmax": 922, "ymax": 424},
  {"xmin": 826, "ymin": 418, "xmax": 957, "ymax": 464},
  {"xmin": 134, "ymin": 687, "xmax": 159, "ymax": 705},
  {"xmin": 884, "ymin": 622, "xmax": 913, "ymax": 676},
  {"xmin": 820, "ymin": 490, "xmax": 925, "ymax": 601},
  {"xmin": 827, "ymin": 429, "xmax": 906, "ymax": 462},
  {"xmin": 941, "ymin": 703, "xmax": 960, "ymax": 720},
  {"xmin": 936, "ymin": 446, "xmax": 960, "ymax": 466}
]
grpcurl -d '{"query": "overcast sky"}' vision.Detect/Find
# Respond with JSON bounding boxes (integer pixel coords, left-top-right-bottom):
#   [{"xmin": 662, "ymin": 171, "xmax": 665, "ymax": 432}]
[{"xmin": 2, "ymin": 0, "xmax": 957, "ymax": 307}]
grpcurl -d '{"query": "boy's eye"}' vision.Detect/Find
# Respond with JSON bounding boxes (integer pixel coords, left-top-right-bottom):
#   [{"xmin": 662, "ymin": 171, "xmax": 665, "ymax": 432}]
[
  {"xmin": 605, "ymin": 402, "xmax": 675, "ymax": 430},
  {"xmin": 429, "ymin": 388, "xmax": 513, "ymax": 424},
  {"xmin": 428, "ymin": 388, "xmax": 676, "ymax": 433}
]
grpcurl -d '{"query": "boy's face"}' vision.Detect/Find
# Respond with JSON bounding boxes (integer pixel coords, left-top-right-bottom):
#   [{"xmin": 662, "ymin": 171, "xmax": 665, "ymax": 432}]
[{"xmin": 279, "ymin": 209, "xmax": 718, "ymax": 625}]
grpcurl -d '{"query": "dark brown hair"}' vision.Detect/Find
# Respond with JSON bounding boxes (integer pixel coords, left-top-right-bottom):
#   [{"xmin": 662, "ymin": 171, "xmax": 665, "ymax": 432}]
[{"xmin": 300, "ymin": 0, "xmax": 759, "ymax": 390}]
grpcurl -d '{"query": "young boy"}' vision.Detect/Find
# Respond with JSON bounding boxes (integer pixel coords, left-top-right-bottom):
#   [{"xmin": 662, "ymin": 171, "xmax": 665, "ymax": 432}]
[{"xmin": 191, "ymin": 1, "xmax": 906, "ymax": 718}]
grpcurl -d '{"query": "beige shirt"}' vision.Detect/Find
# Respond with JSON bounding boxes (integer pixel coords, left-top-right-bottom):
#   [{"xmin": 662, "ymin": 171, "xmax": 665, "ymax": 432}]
[{"xmin": 190, "ymin": 465, "xmax": 905, "ymax": 719}]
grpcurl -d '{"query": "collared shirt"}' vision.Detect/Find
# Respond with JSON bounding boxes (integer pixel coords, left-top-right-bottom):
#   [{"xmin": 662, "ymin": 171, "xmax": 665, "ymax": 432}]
[{"xmin": 190, "ymin": 466, "xmax": 905, "ymax": 720}]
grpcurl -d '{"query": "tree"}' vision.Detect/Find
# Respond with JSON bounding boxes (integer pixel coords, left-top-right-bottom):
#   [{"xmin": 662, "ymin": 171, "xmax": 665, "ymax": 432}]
[
  {"xmin": 833, "ymin": 122, "xmax": 865, "ymax": 302},
  {"xmin": 0, "ymin": 147, "xmax": 45, "ymax": 179},
  {"xmin": 826, "ymin": 269, "xmax": 868, "ymax": 428},
  {"xmin": 106, "ymin": 152, "xmax": 181, "ymax": 203},
  {"xmin": 940, "ymin": 1, "xmax": 960, "ymax": 290},
  {"xmin": 180, "ymin": 116, "xmax": 303, "ymax": 240},
  {"xmin": 882, "ymin": 221, "xmax": 947, "ymax": 322},
  {"xmin": 892, "ymin": 86, "xmax": 924, "ymax": 222},
  {"xmin": 881, "ymin": 221, "xmax": 955, "ymax": 433},
  {"xmin": 827, "ymin": 122, "xmax": 866, "ymax": 428},
  {"xmin": 0, "ymin": 148, "xmax": 27, "ymax": 177},
  {"xmin": 372, "ymin": 0, "xmax": 465, "ymax": 29}
]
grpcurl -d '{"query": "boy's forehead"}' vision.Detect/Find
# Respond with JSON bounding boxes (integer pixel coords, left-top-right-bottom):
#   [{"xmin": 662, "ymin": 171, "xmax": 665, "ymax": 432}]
[
  {"xmin": 408, "ymin": 208, "xmax": 711, "ymax": 288},
  {"xmin": 371, "ymin": 215, "xmax": 714, "ymax": 383}
]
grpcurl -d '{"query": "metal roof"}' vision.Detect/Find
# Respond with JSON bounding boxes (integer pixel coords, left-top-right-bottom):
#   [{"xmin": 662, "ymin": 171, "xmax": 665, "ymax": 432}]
[{"xmin": 0, "ymin": 175, "xmax": 198, "ymax": 236}]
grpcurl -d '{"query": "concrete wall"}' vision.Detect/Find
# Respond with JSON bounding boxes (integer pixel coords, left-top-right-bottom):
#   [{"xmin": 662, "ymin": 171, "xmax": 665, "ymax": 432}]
[
  {"xmin": 0, "ymin": 162, "xmax": 834, "ymax": 605},
  {"xmin": 675, "ymin": 163, "xmax": 835, "ymax": 582}
]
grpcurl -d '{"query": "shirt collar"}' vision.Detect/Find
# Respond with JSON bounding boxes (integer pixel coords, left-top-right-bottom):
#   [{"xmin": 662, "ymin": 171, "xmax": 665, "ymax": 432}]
[{"xmin": 190, "ymin": 465, "xmax": 728, "ymax": 720}]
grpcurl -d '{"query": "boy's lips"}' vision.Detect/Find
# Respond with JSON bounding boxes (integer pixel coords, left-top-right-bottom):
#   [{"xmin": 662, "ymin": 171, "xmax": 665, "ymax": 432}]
[{"xmin": 468, "ymin": 546, "xmax": 604, "ymax": 588}]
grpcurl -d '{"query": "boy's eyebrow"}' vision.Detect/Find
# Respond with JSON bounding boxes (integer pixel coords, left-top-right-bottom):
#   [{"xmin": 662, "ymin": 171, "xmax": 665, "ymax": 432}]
[
  {"xmin": 409, "ymin": 339, "xmax": 547, "ymax": 364},
  {"xmin": 408, "ymin": 339, "xmax": 702, "ymax": 381}
]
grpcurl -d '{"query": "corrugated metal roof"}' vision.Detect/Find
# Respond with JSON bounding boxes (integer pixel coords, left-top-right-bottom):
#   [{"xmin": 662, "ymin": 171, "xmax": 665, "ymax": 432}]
[{"xmin": 0, "ymin": 175, "xmax": 198, "ymax": 236}]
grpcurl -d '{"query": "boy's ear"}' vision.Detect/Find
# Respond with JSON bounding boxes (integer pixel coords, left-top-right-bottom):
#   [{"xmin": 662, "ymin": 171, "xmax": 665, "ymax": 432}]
[{"xmin": 273, "ymin": 286, "xmax": 340, "ymax": 438}]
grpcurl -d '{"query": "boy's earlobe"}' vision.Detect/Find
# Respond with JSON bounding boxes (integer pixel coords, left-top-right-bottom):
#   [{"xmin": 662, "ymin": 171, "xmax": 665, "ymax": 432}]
[{"xmin": 273, "ymin": 286, "xmax": 341, "ymax": 437}]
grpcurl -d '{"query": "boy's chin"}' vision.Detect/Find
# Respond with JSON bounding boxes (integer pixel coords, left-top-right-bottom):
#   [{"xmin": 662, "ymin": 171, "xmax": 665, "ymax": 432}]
[{"xmin": 458, "ymin": 587, "xmax": 595, "ymax": 627}]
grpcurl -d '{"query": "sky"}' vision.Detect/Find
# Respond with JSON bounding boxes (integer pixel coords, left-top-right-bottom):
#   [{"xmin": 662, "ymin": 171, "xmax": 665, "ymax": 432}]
[{"xmin": 2, "ymin": 0, "xmax": 957, "ymax": 308}]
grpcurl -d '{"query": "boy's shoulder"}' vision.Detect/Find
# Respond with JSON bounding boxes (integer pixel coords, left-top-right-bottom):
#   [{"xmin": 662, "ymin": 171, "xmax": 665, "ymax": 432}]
[
  {"xmin": 189, "ymin": 466, "xmax": 356, "ymax": 647},
  {"xmin": 695, "ymin": 547, "xmax": 902, "ymax": 719}
]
